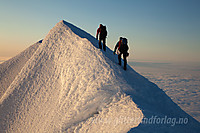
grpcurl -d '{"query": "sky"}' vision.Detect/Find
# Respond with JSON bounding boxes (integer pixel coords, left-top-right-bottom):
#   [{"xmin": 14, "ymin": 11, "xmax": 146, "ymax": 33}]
[{"xmin": 0, "ymin": 0, "xmax": 200, "ymax": 63}]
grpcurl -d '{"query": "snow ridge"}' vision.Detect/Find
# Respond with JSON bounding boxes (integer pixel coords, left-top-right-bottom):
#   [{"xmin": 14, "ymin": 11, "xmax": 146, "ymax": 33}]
[
  {"xmin": 0, "ymin": 20, "xmax": 199, "ymax": 133},
  {"xmin": 0, "ymin": 41, "xmax": 41, "ymax": 98},
  {"xmin": 0, "ymin": 20, "xmax": 142, "ymax": 133}
]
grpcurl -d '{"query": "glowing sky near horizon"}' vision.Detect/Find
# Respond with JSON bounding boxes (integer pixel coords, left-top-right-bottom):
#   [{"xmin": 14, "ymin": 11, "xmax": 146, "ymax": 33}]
[{"xmin": 0, "ymin": 0, "xmax": 200, "ymax": 63}]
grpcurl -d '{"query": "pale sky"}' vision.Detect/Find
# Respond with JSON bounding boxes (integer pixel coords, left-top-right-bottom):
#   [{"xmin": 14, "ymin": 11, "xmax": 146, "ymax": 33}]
[{"xmin": 0, "ymin": 0, "xmax": 200, "ymax": 63}]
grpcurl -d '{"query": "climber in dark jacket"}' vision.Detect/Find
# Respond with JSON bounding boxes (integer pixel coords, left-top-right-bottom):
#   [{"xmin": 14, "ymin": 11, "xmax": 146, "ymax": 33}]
[
  {"xmin": 96, "ymin": 24, "xmax": 107, "ymax": 51},
  {"xmin": 114, "ymin": 37, "xmax": 129, "ymax": 70}
]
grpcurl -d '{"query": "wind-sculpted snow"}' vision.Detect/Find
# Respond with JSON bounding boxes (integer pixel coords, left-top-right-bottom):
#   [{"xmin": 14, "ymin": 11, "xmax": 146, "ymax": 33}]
[
  {"xmin": 0, "ymin": 20, "xmax": 142, "ymax": 132},
  {"xmin": 0, "ymin": 41, "xmax": 41, "ymax": 98},
  {"xmin": 0, "ymin": 20, "xmax": 199, "ymax": 133}
]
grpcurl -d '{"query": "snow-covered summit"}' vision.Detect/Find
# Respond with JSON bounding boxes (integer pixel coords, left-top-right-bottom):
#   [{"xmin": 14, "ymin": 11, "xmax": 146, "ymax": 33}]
[{"xmin": 0, "ymin": 20, "xmax": 199, "ymax": 133}]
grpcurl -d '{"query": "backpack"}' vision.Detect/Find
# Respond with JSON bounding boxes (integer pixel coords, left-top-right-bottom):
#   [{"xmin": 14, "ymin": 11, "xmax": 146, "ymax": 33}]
[
  {"xmin": 122, "ymin": 38, "xmax": 127, "ymax": 46},
  {"xmin": 119, "ymin": 38, "xmax": 129, "ymax": 53},
  {"xmin": 100, "ymin": 26, "xmax": 107, "ymax": 39}
]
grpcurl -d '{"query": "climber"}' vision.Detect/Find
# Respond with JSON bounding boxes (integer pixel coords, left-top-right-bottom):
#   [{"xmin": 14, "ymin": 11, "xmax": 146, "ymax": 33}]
[
  {"xmin": 96, "ymin": 24, "xmax": 107, "ymax": 51},
  {"xmin": 114, "ymin": 37, "xmax": 129, "ymax": 70}
]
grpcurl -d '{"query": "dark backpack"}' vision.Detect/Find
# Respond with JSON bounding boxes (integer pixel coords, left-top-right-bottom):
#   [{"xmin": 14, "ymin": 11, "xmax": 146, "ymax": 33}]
[
  {"xmin": 100, "ymin": 26, "xmax": 107, "ymax": 38},
  {"xmin": 119, "ymin": 38, "xmax": 129, "ymax": 53}
]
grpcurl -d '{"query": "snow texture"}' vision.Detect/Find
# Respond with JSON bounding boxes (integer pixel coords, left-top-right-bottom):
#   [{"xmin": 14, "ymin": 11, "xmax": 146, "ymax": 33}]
[
  {"xmin": 0, "ymin": 41, "xmax": 41, "ymax": 98},
  {"xmin": 0, "ymin": 20, "xmax": 200, "ymax": 133}
]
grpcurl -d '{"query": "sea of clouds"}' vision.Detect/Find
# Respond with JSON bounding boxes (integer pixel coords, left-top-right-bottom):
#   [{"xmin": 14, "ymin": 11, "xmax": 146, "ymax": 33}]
[{"xmin": 130, "ymin": 62, "xmax": 200, "ymax": 122}]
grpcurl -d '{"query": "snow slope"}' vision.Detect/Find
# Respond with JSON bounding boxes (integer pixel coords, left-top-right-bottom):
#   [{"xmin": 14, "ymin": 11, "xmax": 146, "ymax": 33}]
[
  {"xmin": 0, "ymin": 41, "xmax": 41, "ymax": 99},
  {"xmin": 0, "ymin": 20, "xmax": 200, "ymax": 133}
]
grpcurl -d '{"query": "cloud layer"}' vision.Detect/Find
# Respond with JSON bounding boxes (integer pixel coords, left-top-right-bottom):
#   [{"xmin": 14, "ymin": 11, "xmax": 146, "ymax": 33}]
[{"xmin": 131, "ymin": 62, "xmax": 200, "ymax": 122}]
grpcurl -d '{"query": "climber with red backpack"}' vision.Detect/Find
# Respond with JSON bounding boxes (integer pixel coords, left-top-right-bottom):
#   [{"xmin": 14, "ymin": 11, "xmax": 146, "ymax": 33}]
[
  {"xmin": 114, "ymin": 37, "xmax": 129, "ymax": 70},
  {"xmin": 96, "ymin": 24, "xmax": 107, "ymax": 51}
]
